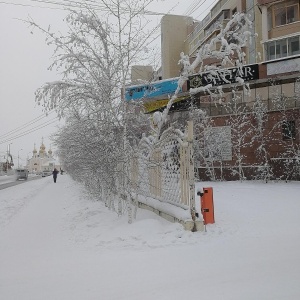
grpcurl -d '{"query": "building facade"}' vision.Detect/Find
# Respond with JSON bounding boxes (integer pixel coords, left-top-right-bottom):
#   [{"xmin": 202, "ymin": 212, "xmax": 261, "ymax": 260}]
[
  {"xmin": 127, "ymin": 0, "xmax": 300, "ymax": 180},
  {"xmin": 161, "ymin": 14, "xmax": 194, "ymax": 79},
  {"xmin": 27, "ymin": 142, "xmax": 58, "ymax": 174},
  {"xmin": 190, "ymin": 0, "xmax": 300, "ymax": 180}
]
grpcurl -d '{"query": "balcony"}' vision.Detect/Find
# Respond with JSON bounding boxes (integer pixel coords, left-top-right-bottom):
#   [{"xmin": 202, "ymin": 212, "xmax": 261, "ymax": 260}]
[
  {"xmin": 264, "ymin": 34, "xmax": 300, "ymax": 61},
  {"xmin": 186, "ymin": 0, "xmax": 230, "ymax": 47},
  {"xmin": 189, "ymin": 18, "xmax": 230, "ymax": 56},
  {"xmin": 257, "ymin": 0, "xmax": 278, "ymax": 4}
]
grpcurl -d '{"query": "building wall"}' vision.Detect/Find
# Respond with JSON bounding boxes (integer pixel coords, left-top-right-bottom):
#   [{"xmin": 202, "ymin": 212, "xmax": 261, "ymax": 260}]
[
  {"xmin": 161, "ymin": 14, "xmax": 193, "ymax": 79},
  {"xmin": 196, "ymin": 108, "xmax": 300, "ymax": 181},
  {"xmin": 160, "ymin": 1, "xmax": 300, "ymax": 181},
  {"xmin": 131, "ymin": 65, "xmax": 153, "ymax": 84},
  {"xmin": 257, "ymin": 0, "xmax": 277, "ymax": 4},
  {"xmin": 259, "ymin": 0, "xmax": 300, "ymax": 61},
  {"xmin": 269, "ymin": 22, "xmax": 300, "ymax": 40},
  {"xmin": 187, "ymin": 0, "xmax": 243, "ymax": 58},
  {"xmin": 128, "ymin": 1, "xmax": 300, "ymax": 181}
]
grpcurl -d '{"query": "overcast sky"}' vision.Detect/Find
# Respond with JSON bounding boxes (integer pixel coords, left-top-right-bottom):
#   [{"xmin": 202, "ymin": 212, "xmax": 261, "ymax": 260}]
[{"xmin": 0, "ymin": 0, "xmax": 216, "ymax": 167}]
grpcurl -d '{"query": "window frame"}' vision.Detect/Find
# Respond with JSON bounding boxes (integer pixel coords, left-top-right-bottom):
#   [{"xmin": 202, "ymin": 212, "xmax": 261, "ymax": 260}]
[
  {"xmin": 271, "ymin": 0, "xmax": 300, "ymax": 28},
  {"xmin": 282, "ymin": 120, "xmax": 296, "ymax": 140},
  {"xmin": 265, "ymin": 35, "xmax": 300, "ymax": 60}
]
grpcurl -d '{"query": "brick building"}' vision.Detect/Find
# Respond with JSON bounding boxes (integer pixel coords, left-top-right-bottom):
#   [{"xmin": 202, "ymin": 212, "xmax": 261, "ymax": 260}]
[{"xmin": 127, "ymin": 0, "xmax": 300, "ymax": 180}]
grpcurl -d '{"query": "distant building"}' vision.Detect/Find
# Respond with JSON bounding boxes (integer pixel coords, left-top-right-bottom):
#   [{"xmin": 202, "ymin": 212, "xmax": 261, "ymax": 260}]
[
  {"xmin": 27, "ymin": 141, "xmax": 59, "ymax": 174},
  {"xmin": 0, "ymin": 152, "xmax": 14, "ymax": 173}
]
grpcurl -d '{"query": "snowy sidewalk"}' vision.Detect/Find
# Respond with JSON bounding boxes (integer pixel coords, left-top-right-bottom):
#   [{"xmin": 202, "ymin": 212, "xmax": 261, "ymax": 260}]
[
  {"xmin": 1, "ymin": 175, "xmax": 300, "ymax": 299},
  {"xmin": 0, "ymin": 175, "xmax": 82, "ymax": 298},
  {"xmin": 0, "ymin": 175, "xmax": 196, "ymax": 300}
]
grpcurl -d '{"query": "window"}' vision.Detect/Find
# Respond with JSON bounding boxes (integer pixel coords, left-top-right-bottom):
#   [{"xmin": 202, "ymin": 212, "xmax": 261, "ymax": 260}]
[
  {"xmin": 287, "ymin": 4, "xmax": 298, "ymax": 23},
  {"xmin": 282, "ymin": 120, "xmax": 296, "ymax": 140},
  {"xmin": 275, "ymin": 6, "xmax": 287, "ymax": 26},
  {"xmin": 271, "ymin": 0, "xmax": 299, "ymax": 27},
  {"xmin": 265, "ymin": 35, "xmax": 300, "ymax": 60},
  {"xmin": 224, "ymin": 10, "xmax": 230, "ymax": 19},
  {"xmin": 268, "ymin": 41, "xmax": 276, "ymax": 60},
  {"xmin": 267, "ymin": 11, "xmax": 272, "ymax": 31},
  {"xmin": 289, "ymin": 36, "xmax": 300, "ymax": 56},
  {"xmin": 277, "ymin": 39, "xmax": 288, "ymax": 58}
]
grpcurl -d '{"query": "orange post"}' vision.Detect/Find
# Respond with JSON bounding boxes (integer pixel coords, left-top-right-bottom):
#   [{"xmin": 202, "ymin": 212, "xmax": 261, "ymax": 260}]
[{"xmin": 200, "ymin": 187, "xmax": 215, "ymax": 225}]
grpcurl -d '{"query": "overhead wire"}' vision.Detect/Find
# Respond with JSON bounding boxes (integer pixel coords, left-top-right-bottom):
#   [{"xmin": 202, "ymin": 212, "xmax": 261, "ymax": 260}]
[
  {"xmin": 0, "ymin": 0, "xmax": 219, "ymax": 146},
  {"xmin": 0, "ymin": 111, "xmax": 55, "ymax": 140},
  {"xmin": 1, "ymin": 0, "xmax": 221, "ymax": 19},
  {"xmin": 0, "ymin": 0, "xmax": 65, "ymax": 10},
  {"xmin": 195, "ymin": 0, "xmax": 219, "ymax": 20},
  {"xmin": 184, "ymin": 0, "xmax": 199, "ymax": 15},
  {"xmin": 0, "ymin": 109, "xmax": 60, "ymax": 145},
  {"xmin": 0, "ymin": 118, "xmax": 60, "ymax": 145},
  {"xmin": 0, "ymin": 0, "xmax": 167, "ymax": 15},
  {"xmin": 184, "ymin": 0, "xmax": 205, "ymax": 16}
]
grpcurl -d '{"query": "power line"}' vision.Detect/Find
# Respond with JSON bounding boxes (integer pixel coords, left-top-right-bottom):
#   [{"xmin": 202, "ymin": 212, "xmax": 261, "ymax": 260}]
[
  {"xmin": 184, "ymin": 0, "xmax": 199, "ymax": 15},
  {"xmin": 0, "ymin": 0, "xmax": 167, "ymax": 15},
  {"xmin": 0, "ymin": 0, "xmax": 64, "ymax": 10},
  {"xmin": 0, "ymin": 111, "xmax": 55, "ymax": 140},
  {"xmin": 0, "ymin": 118, "xmax": 59, "ymax": 145},
  {"xmin": 184, "ymin": 0, "xmax": 205, "ymax": 16},
  {"xmin": 195, "ymin": 0, "xmax": 219, "ymax": 20}
]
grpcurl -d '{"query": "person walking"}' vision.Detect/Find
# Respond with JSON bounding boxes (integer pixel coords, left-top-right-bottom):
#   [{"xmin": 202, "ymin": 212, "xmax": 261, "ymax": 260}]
[{"xmin": 52, "ymin": 168, "xmax": 59, "ymax": 183}]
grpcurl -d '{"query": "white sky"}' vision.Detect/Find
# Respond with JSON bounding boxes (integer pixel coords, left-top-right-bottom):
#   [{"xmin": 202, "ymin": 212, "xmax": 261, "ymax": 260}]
[{"xmin": 0, "ymin": 0, "xmax": 216, "ymax": 166}]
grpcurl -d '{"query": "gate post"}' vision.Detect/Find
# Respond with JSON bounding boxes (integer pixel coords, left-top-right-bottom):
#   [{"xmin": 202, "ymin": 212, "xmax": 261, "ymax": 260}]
[{"xmin": 187, "ymin": 120, "xmax": 195, "ymax": 210}]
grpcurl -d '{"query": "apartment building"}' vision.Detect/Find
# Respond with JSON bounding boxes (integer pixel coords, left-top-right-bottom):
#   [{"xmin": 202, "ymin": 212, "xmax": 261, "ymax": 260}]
[
  {"xmin": 260, "ymin": 0, "xmax": 300, "ymax": 60},
  {"xmin": 181, "ymin": 0, "xmax": 300, "ymax": 180},
  {"xmin": 126, "ymin": 0, "xmax": 300, "ymax": 180},
  {"xmin": 187, "ymin": 0, "xmax": 262, "ymax": 62}
]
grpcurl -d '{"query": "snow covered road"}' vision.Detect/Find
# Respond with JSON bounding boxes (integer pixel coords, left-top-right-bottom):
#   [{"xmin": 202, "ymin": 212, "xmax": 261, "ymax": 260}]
[
  {"xmin": 0, "ymin": 175, "xmax": 300, "ymax": 299},
  {"xmin": 0, "ymin": 174, "xmax": 42, "ymax": 190}
]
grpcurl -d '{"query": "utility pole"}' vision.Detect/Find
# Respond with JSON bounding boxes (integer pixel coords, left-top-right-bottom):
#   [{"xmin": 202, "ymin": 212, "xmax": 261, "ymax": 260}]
[
  {"xmin": 6, "ymin": 143, "xmax": 12, "ymax": 173},
  {"xmin": 18, "ymin": 149, "xmax": 23, "ymax": 168}
]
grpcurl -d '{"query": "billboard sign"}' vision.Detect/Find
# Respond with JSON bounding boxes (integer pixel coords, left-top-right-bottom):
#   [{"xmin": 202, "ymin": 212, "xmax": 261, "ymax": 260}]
[
  {"xmin": 125, "ymin": 78, "xmax": 180, "ymax": 101},
  {"xmin": 143, "ymin": 96, "xmax": 188, "ymax": 113},
  {"xmin": 189, "ymin": 64, "xmax": 259, "ymax": 89}
]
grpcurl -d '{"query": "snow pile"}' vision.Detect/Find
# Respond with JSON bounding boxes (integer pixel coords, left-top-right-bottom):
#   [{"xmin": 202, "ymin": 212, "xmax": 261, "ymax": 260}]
[{"xmin": 0, "ymin": 175, "xmax": 300, "ymax": 299}]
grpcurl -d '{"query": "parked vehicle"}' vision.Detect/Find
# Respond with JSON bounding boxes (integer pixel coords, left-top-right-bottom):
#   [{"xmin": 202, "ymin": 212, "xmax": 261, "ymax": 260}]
[
  {"xmin": 42, "ymin": 170, "xmax": 52, "ymax": 177},
  {"xmin": 15, "ymin": 168, "xmax": 29, "ymax": 180}
]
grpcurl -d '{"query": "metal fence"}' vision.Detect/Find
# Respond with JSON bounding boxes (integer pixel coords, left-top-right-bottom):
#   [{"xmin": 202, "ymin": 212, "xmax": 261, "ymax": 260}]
[{"xmin": 130, "ymin": 121, "xmax": 195, "ymax": 213}]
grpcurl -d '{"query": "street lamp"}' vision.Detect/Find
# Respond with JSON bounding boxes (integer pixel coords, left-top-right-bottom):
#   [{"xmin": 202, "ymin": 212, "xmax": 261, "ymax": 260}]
[
  {"xmin": 18, "ymin": 149, "xmax": 23, "ymax": 168},
  {"xmin": 25, "ymin": 152, "xmax": 32, "ymax": 173},
  {"xmin": 6, "ymin": 143, "xmax": 12, "ymax": 173}
]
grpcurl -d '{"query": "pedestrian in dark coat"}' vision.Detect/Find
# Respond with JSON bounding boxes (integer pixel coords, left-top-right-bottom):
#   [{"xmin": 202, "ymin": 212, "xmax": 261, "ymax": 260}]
[{"xmin": 52, "ymin": 168, "xmax": 59, "ymax": 183}]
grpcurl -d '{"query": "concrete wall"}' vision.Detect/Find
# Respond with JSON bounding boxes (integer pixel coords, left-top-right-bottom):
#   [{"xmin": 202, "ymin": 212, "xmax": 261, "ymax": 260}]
[
  {"xmin": 161, "ymin": 14, "xmax": 193, "ymax": 79},
  {"xmin": 131, "ymin": 65, "xmax": 153, "ymax": 84}
]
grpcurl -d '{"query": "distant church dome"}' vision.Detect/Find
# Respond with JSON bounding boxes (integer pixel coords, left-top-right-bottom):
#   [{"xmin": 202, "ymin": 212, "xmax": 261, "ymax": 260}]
[
  {"xmin": 33, "ymin": 144, "xmax": 37, "ymax": 154},
  {"xmin": 39, "ymin": 138, "xmax": 46, "ymax": 154}
]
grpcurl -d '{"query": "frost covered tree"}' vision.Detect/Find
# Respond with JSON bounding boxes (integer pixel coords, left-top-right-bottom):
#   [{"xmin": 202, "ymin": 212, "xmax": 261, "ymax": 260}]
[
  {"xmin": 267, "ymin": 80, "xmax": 300, "ymax": 181},
  {"xmin": 251, "ymin": 95, "xmax": 274, "ymax": 182},
  {"xmin": 190, "ymin": 107, "xmax": 229, "ymax": 181},
  {"xmin": 223, "ymin": 90, "xmax": 253, "ymax": 181},
  {"xmin": 27, "ymin": 1, "xmax": 158, "ymax": 216},
  {"xmin": 175, "ymin": 13, "xmax": 256, "ymax": 181}
]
